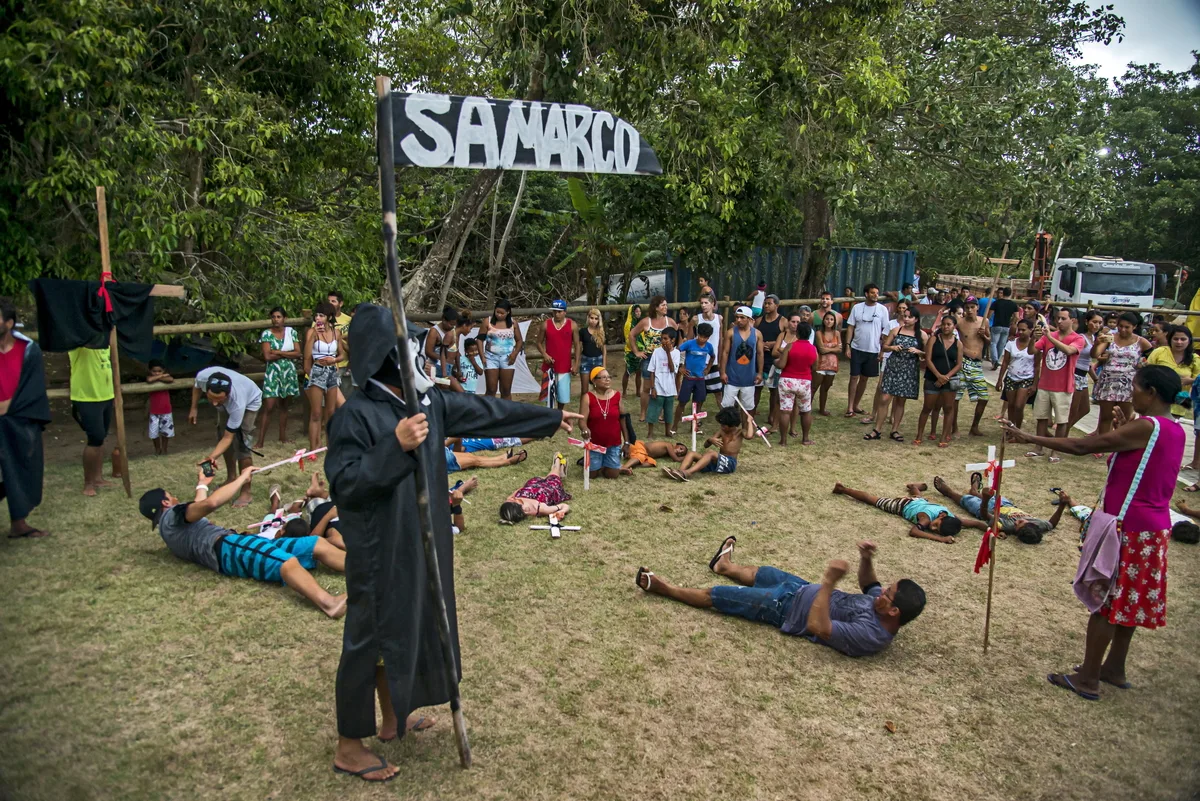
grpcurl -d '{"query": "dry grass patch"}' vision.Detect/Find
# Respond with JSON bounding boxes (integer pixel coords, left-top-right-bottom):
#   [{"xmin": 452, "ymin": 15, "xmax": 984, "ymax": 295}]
[{"xmin": 2, "ymin": 379, "xmax": 1199, "ymax": 801}]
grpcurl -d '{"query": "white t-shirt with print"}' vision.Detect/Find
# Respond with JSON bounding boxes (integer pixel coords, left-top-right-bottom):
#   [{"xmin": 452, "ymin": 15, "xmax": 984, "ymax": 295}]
[
  {"xmin": 847, "ymin": 302, "xmax": 891, "ymax": 353},
  {"xmin": 648, "ymin": 347, "xmax": 680, "ymax": 396},
  {"xmin": 1004, "ymin": 340, "xmax": 1036, "ymax": 381}
]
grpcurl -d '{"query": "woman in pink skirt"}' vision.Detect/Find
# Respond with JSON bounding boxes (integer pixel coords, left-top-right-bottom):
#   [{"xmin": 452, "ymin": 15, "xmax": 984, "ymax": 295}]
[{"xmin": 1003, "ymin": 365, "xmax": 1185, "ymax": 700}]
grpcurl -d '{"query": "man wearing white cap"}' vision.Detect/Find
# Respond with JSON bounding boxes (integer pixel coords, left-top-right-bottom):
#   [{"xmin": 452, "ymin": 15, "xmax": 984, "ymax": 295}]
[{"xmin": 720, "ymin": 306, "xmax": 764, "ymax": 438}]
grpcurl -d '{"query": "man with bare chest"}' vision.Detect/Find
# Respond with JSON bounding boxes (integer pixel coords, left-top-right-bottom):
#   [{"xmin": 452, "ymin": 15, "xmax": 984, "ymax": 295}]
[{"xmin": 953, "ymin": 298, "xmax": 990, "ymax": 437}]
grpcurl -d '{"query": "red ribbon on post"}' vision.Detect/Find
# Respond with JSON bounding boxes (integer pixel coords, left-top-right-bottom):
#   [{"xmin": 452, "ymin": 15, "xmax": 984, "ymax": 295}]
[{"xmin": 97, "ymin": 270, "xmax": 114, "ymax": 312}]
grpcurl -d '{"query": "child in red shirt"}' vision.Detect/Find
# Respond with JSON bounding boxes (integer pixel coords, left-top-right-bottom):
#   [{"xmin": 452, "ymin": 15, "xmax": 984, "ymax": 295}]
[{"xmin": 146, "ymin": 360, "xmax": 176, "ymax": 455}]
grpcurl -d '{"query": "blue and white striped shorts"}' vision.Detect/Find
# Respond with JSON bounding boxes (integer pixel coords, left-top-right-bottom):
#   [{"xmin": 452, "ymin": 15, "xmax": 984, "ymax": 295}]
[{"xmin": 218, "ymin": 534, "xmax": 318, "ymax": 584}]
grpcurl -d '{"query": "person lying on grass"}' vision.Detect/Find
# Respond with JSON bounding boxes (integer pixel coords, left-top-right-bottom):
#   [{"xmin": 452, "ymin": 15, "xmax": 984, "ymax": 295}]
[
  {"xmin": 662, "ymin": 406, "xmax": 743, "ymax": 481},
  {"xmin": 251, "ymin": 473, "xmax": 347, "ymax": 550},
  {"xmin": 444, "ymin": 443, "xmax": 528, "ymax": 473},
  {"xmin": 621, "ymin": 439, "xmax": 689, "ymax": 470},
  {"xmin": 931, "ymin": 474, "xmax": 1068, "ymax": 544},
  {"xmin": 498, "ymin": 453, "xmax": 572, "ymax": 524},
  {"xmin": 446, "ymin": 436, "xmax": 534, "ymax": 453},
  {"xmin": 635, "ymin": 538, "xmax": 925, "ymax": 657},
  {"xmin": 139, "ymin": 466, "xmax": 348, "ymax": 618},
  {"xmin": 1061, "ymin": 491, "xmax": 1200, "ymax": 547},
  {"xmin": 832, "ymin": 480, "xmax": 989, "ymax": 543}
]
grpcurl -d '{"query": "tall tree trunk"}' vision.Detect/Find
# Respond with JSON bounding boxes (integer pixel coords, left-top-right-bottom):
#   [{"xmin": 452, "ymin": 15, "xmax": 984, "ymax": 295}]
[
  {"xmin": 395, "ymin": 67, "xmax": 544, "ymax": 312},
  {"xmin": 484, "ymin": 173, "xmax": 504, "ymax": 303},
  {"xmin": 437, "ymin": 194, "xmax": 487, "ymax": 311},
  {"xmin": 487, "ymin": 169, "xmax": 527, "ymax": 303},
  {"xmin": 798, "ymin": 189, "xmax": 832, "ymax": 296}
]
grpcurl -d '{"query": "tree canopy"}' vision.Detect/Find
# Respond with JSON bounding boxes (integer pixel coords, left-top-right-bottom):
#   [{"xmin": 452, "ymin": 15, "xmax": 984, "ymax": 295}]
[{"xmin": 3, "ymin": 0, "xmax": 1195, "ymax": 327}]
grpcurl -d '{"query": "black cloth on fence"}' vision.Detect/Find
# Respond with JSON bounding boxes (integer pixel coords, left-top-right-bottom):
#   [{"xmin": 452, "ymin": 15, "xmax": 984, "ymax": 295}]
[
  {"xmin": 0, "ymin": 333, "xmax": 51, "ymax": 522},
  {"xmin": 325, "ymin": 304, "xmax": 564, "ymax": 740},
  {"xmin": 28, "ymin": 278, "xmax": 156, "ymax": 362}
]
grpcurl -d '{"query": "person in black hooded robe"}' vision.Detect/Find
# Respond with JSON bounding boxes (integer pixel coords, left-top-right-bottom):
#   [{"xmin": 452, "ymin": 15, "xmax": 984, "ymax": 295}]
[
  {"xmin": 0, "ymin": 299, "xmax": 51, "ymax": 538},
  {"xmin": 326, "ymin": 304, "xmax": 580, "ymax": 782}
]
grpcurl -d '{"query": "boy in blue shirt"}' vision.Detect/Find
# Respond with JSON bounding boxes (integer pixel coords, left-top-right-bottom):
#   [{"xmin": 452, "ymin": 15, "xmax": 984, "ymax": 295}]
[
  {"xmin": 833, "ymin": 480, "xmax": 989, "ymax": 544},
  {"xmin": 673, "ymin": 322, "xmax": 716, "ymax": 434}
]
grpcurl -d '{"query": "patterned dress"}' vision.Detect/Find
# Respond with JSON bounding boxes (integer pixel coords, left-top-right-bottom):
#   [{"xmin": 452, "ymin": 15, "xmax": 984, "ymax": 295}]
[
  {"xmin": 513, "ymin": 474, "xmax": 571, "ymax": 505},
  {"xmin": 1093, "ymin": 340, "xmax": 1140, "ymax": 403},
  {"xmin": 1101, "ymin": 527, "xmax": 1168, "ymax": 629},
  {"xmin": 879, "ymin": 333, "xmax": 920, "ymax": 399},
  {"xmin": 259, "ymin": 329, "xmax": 299, "ymax": 398}
]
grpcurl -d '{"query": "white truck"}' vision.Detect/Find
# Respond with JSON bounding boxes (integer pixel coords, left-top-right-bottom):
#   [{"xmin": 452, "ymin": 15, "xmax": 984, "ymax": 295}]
[{"xmin": 1048, "ymin": 256, "xmax": 1164, "ymax": 313}]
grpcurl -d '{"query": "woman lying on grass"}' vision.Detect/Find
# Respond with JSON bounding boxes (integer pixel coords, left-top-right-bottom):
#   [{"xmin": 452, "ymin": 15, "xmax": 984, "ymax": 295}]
[{"xmin": 498, "ymin": 452, "xmax": 572, "ymax": 524}]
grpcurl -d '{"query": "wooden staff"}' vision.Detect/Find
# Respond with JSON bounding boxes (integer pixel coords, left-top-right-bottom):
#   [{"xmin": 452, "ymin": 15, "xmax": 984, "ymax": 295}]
[
  {"xmin": 96, "ymin": 186, "xmax": 132, "ymax": 498},
  {"xmin": 376, "ymin": 76, "xmax": 472, "ymax": 769},
  {"xmin": 982, "ymin": 436, "xmax": 1008, "ymax": 653}
]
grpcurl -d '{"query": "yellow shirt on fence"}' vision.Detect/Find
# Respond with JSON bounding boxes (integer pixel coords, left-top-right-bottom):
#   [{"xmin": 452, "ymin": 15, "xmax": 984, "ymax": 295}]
[{"xmin": 69, "ymin": 347, "xmax": 114, "ymax": 402}]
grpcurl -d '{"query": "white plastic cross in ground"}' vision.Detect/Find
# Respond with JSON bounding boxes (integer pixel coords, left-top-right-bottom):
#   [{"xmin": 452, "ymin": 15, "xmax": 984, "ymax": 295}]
[
  {"xmin": 529, "ymin": 514, "xmax": 581, "ymax": 540},
  {"xmin": 682, "ymin": 403, "xmax": 708, "ymax": 451},
  {"xmin": 566, "ymin": 437, "xmax": 607, "ymax": 490},
  {"xmin": 965, "ymin": 445, "xmax": 1015, "ymax": 483}
]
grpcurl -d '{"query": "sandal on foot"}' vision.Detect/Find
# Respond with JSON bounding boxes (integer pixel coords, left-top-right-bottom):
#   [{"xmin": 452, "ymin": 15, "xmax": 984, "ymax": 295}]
[
  {"xmin": 635, "ymin": 566, "xmax": 654, "ymax": 592},
  {"xmin": 1185, "ymin": 483, "xmax": 1200, "ymax": 493},
  {"xmin": 7, "ymin": 528, "xmax": 50, "ymax": 539},
  {"xmin": 889, "ymin": 432, "xmax": 904, "ymax": 442},
  {"xmin": 1048, "ymin": 456, "xmax": 1062, "ymax": 463},
  {"xmin": 938, "ymin": 441, "xmax": 951, "ymax": 448},
  {"xmin": 708, "ymin": 536, "xmax": 736, "ymax": 572},
  {"xmin": 970, "ymin": 472, "xmax": 983, "ymax": 492},
  {"xmin": 1072, "ymin": 665, "xmax": 1131, "ymax": 689},
  {"xmin": 1047, "ymin": 672, "xmax": 1099, "ymax": 701},
  {"xmin": 333, "ymin": 758, "xmax": 397, "ymax": 783},
  {"xmin": 912, "ymin": 438, "xmax": 923, "ymax": 446},
  {"xmin": 863, "ymin": 429, "xmax": 882, "ymax": 440},
  {"xmin": 1024, "ymin": 451, "xmax": 1042, "ymax": 458}
]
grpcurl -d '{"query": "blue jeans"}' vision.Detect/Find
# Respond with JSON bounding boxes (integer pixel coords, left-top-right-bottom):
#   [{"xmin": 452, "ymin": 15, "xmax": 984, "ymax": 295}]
[
  {"xmin": 958, "ymin": 493, "xmax": 1013, "ymax": 518},
  {"xmin": 990, "ymin": 326, "xmax": 1009, "ymax": 365},
  {"xmin": 710, "ymin": 566, "xmax": 808, "ymax": 628}
]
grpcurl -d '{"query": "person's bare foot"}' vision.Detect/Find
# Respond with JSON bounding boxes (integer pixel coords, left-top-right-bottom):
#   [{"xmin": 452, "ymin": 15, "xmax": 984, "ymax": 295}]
[
  {"xmin": 232, "ymin": 493, "xmax": 252, "ymax": 508},
  {"xmin": 82, "ymin": 485, "xmax": 97, "ymax": 497},
  {"xmin": 334, "ymin": 738, "xmax": 398, "ymax": 782},
  {"xmin": 94, "ymin": 477, "xmax": 113, "ymax": 487},
  {"xmin": 377, "ymin": 713, "xmax": 433, "ymax": 743},
  {"xmin": 711, "ymin": 536, "xmax": 737, "ymax": 575},
  {"xmin": 818, "ymin": 410, "xmax": 830, "ymax": 416},
  {"xmin": 321, "ymin": 594, "xmax": 348, "ymax": 619},
  {"xmin": 969, "ymin": 428, "xmax": 983, "ymax": 437},
  {"xmin": 906, "ymin": 482, "xmax": 928, "ymax": 494},
  {"xmin": 802, "ymin": 439, "xmax": 815, "ymax": 446},
  {"xmin": 459, "ymin": 476, "xmax": 479, "ymax": 495},
  {"xmin": 933, "ymin": 475, "xmax": 952, "ymax": 496},
  {"xmin": 619, "ymin": 467, "xmax": 634, "ymax": 475},
  {"xmin": 832, "ymin": 482, "xmax": 845, "ymax": 495}
]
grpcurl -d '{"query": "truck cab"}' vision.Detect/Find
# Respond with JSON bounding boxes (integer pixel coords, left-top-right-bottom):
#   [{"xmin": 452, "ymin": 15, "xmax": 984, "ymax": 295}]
[{"xmin": 1049, "ymin": 256, "xmax": 1164, "ymax": 313}]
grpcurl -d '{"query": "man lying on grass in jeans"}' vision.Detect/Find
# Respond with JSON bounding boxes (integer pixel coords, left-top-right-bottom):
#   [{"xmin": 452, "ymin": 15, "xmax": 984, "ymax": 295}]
[
  {"xmin": 635, "ymin": 539, "xmax": 925, "ymax": 657},
  {"xmin": 931, "ymin": 474, "xmax": 1067, "ymax": 544},
  {"xmin": 139, "ymin": 465, "xmax": 348, "ymax": 618}
]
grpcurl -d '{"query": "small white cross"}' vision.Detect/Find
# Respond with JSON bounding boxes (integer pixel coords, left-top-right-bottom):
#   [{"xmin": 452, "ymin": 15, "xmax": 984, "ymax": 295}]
[{"xmin": 529, "ymin": 514, "xmax": 581, "ymax": 540}]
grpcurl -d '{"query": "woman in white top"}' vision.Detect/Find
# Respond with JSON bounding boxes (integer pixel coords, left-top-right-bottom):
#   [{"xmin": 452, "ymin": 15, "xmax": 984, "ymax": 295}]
[
  {"xmin": 303, "ymin": 301, "xmax": 347, "ymax": 451},
  {"xmin": 1069, "ymin": 310, "xmax": 1103, "ymax": 429},
  {"xmin": 995, "ymin": 318, "xmax": 1037, "ymax": 436}
]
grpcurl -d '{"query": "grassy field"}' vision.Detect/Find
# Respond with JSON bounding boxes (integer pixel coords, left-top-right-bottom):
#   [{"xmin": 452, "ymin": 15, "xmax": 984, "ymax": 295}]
[{"xmin": 2, "ymin": 376, "xmax": 1199, "ymax": 801}]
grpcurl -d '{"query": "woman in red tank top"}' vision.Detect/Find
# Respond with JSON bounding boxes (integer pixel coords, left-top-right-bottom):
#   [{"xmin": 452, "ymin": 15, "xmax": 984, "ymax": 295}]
[{"xmin": 579, "ymin": 367, "xmax": 629, "ymax": 479}]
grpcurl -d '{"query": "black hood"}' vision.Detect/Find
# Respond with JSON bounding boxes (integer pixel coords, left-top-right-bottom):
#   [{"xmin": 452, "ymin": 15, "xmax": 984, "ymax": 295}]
[{"xmin": 348, "ymin": 303, "xmax": 431, "ymax": 391}]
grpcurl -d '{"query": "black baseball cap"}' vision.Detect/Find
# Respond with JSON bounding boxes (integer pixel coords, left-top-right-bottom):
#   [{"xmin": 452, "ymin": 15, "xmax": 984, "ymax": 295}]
[
  {"xmin": 139, "ymin": 488, "xmax": 169, "ymax": 528},
  {"xmin": 205, "ymin": 372, "xmax": 233, "ymax": 394}
]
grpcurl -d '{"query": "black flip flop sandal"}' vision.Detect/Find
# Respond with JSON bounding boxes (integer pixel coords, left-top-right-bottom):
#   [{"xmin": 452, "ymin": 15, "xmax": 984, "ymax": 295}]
[
  {"xmin": 889, "ymin": 432, "xmax": 904, "ymax": 442},
  {"xmin": 863, "ymin": 429, "xmax": 882, "ymax": 440},
  {"xmin": 333, "ymin": 758, "xmax": 397, "ymax": 782},
  {"xmin": 708, "ymin": 536, "xmax": 736, "ymax": 572},
  {"xmin": 635, "ymin": 566, "xmax": 654, "ymax": 592}
]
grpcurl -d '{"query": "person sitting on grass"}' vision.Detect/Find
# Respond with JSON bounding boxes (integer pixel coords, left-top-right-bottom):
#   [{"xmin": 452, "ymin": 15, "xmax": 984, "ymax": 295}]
[
  {"xmin": 931, "ymin": 474, "xmax": 1067, "ymax": 544},
  {"xmin": 579, "ymin": 367, "xmax": 633, "ymax": 479},
  {"xmin": 498, "ymin": 453, "xmax": 572, "ymax": 524},
  {"xmin": 662, "ymin": 406, "xmax": 743, "ymax": 481},
  {"xmin": 448, "ymin": 476, "xmax": 478, "ymax": 534},
  {"xmin": 139, "ymin": 466, "xmax": 348, "ymax": 618},
  {"xmin": 622, "ymin": 440, "xmax": 689, "ymax": 470},
  {"xmin": 444, "ymin": 443, "xmax": 528, "ymax": 473},
  {"xmin": 832, "ymin": 480, "xmax": 988, "ymax": 543},
  {"xmin": 635, "ymin": 538, "xmax": 924, "ymax": 657}
]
